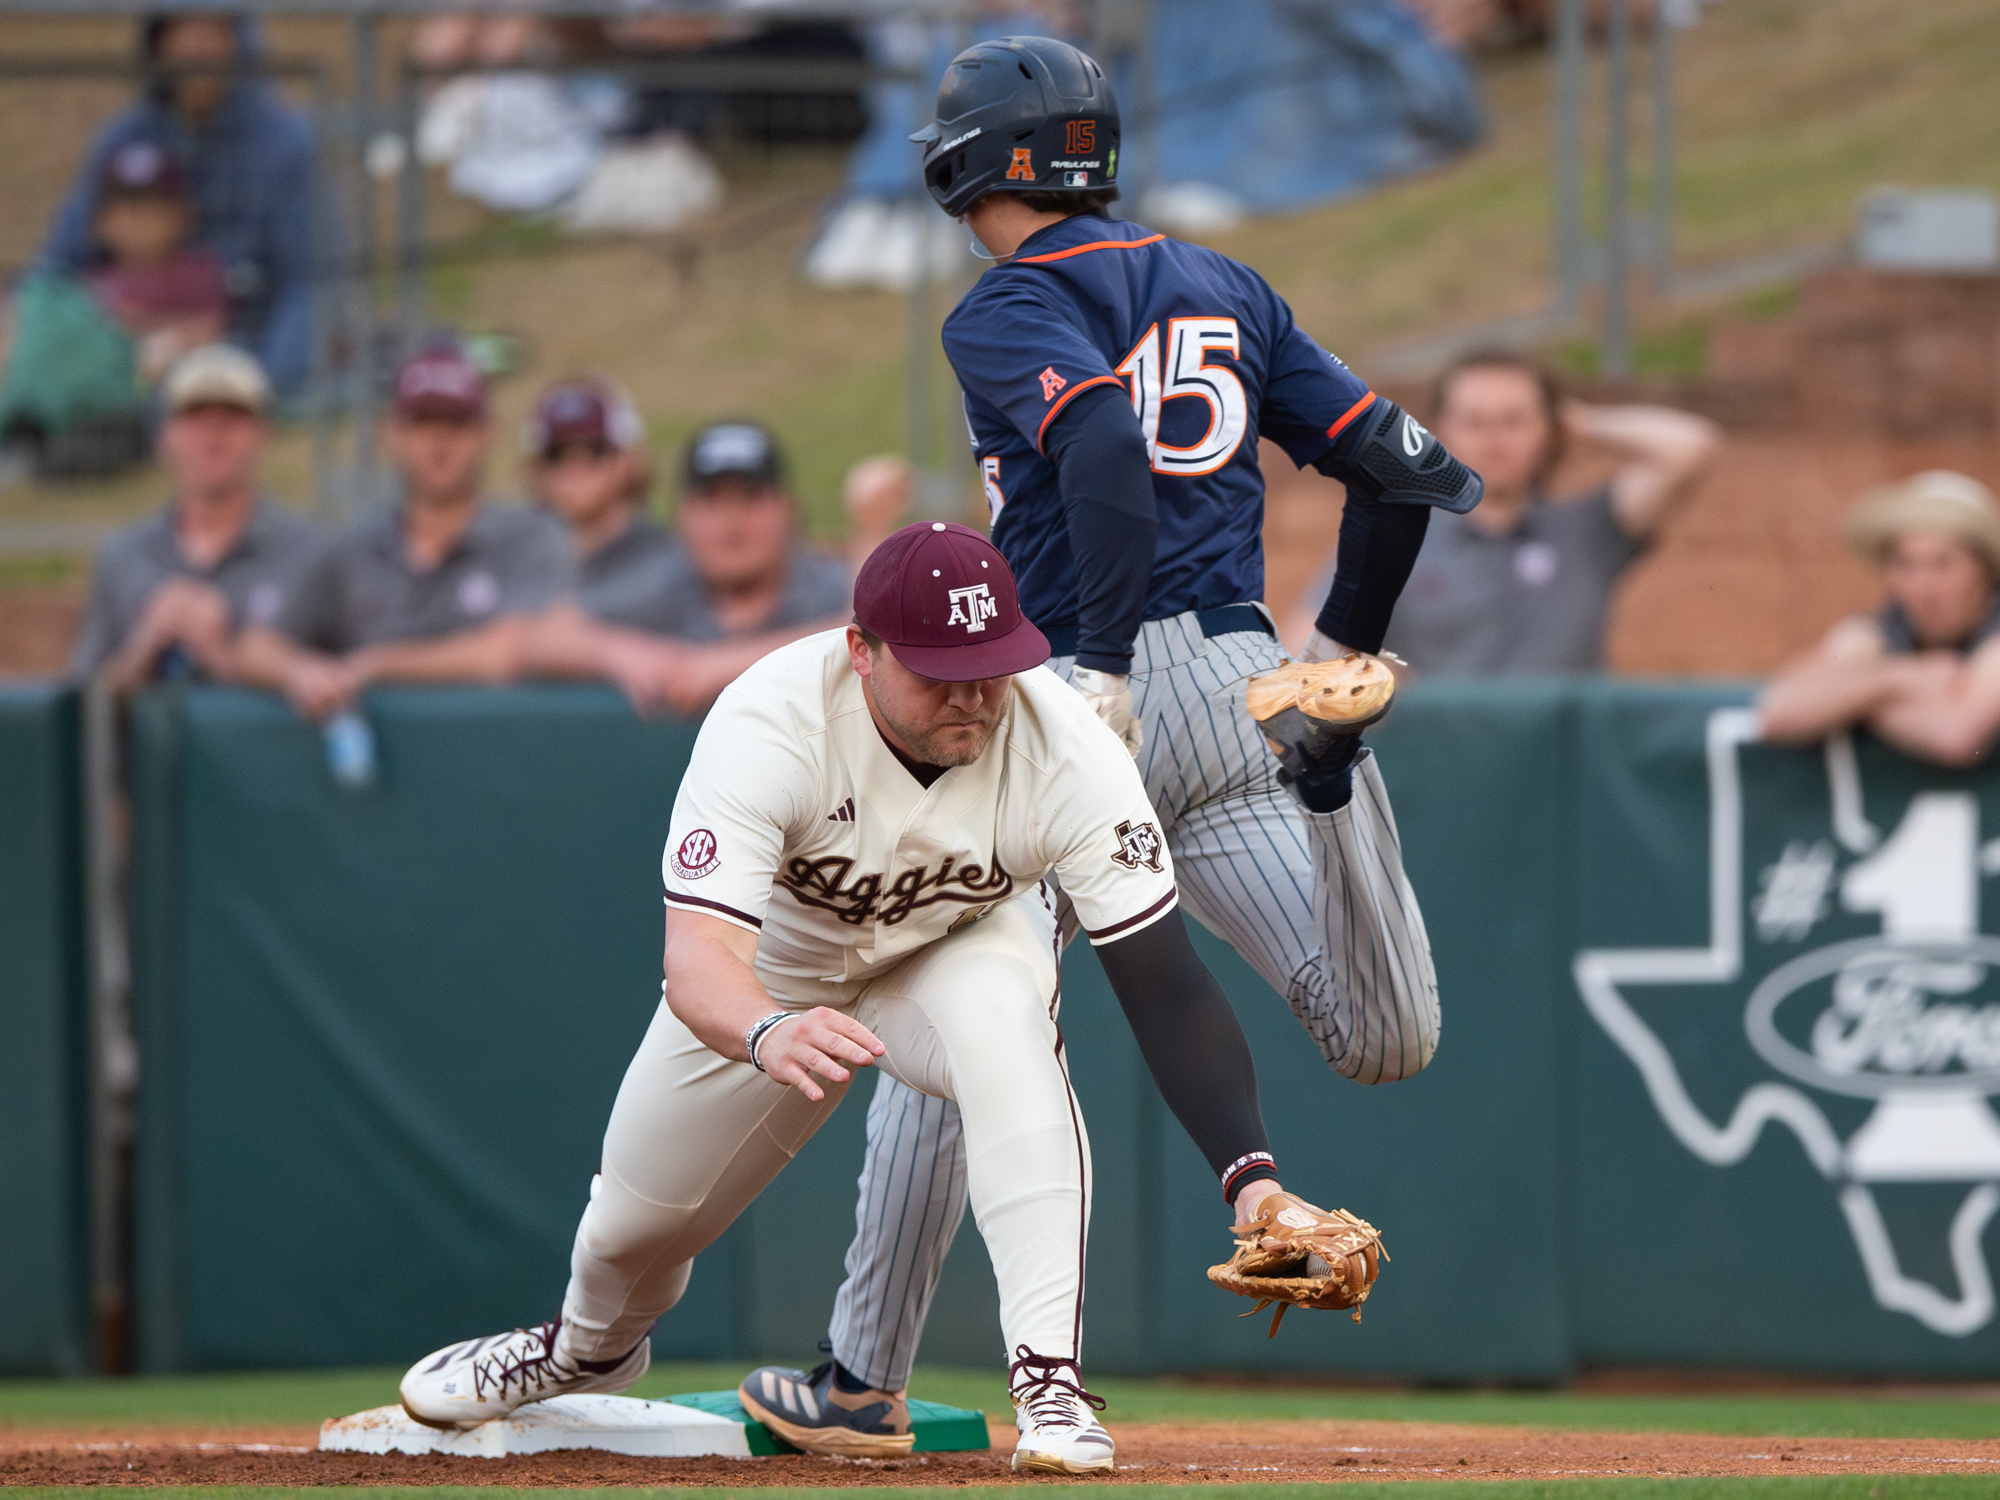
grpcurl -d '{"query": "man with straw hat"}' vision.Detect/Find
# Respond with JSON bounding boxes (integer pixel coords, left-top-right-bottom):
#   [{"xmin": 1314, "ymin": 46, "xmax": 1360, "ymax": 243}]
[{"xmin": 1761, "ymin": 471, "xmax": 2000, "ymax": 766}]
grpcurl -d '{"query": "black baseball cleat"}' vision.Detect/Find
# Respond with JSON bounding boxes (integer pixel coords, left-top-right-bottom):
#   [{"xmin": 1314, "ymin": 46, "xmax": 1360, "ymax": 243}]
[{"xmin": 738, "ymin": 1361, "xmax": 915, "ymax": 1458}]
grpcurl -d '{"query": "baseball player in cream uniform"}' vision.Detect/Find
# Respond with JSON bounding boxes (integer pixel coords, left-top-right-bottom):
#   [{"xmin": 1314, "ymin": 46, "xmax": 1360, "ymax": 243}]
[{"xmin": 399, "ymin": 522, "xmax": 1305, "ymax": 1474}]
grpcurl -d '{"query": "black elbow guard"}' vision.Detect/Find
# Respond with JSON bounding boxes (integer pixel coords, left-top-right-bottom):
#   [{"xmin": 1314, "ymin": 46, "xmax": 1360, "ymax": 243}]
[{"xmin": 1315, "ymin": 397, "xmax": 1483, "ymax": 514}]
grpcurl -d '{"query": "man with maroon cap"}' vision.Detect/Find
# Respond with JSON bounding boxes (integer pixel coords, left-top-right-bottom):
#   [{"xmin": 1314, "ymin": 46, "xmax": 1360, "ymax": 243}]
[
  {"xmin": 232, "ymin": 346, "xmax": 569, "ymax": 717},
  {"xmin": 398, "ymin": 522, "xmax": 1361, "ymax": 1473},
  {"xmin": 507, "ymin": 397, "xmax": 842, "ymax": 712}
]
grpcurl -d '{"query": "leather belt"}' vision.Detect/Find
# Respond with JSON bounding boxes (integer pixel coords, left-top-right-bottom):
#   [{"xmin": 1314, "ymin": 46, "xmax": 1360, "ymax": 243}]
[{"xmin": 1041, "ymin": 602, "xmax": 1274, "ymax": 660}]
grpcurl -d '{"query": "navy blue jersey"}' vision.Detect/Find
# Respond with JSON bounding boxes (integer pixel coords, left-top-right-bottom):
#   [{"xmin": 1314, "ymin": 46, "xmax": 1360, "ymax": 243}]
[{"xmin": 943, "ymin": 214, "xmax": 1375, "ymax": 635}]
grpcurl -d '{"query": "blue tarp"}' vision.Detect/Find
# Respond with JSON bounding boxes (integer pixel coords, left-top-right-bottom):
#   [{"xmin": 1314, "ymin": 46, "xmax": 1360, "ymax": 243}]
[{"xmin": 844, "ymin": 0, "xmax": 1482, "ymax": 216}]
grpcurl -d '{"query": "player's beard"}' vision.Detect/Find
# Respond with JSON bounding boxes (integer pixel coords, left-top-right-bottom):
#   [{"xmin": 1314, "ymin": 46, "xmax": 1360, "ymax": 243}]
[{"xmin": 873, "ymin": 686, "xmax": 1005, "ymax": 768}]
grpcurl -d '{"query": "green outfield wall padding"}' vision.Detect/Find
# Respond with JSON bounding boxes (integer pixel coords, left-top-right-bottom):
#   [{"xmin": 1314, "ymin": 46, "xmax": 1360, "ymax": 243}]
[
  {"xmin": 125, "ymin": 679, "xmax": 2000, "ymax": 1378},
  {"xmin": 1565, "ymin": 684, "xmax": 2000, "ymax": 1373},
  {"xmin": 0, "ymin": 684, "xmax": 91, "ymax": 1376}
]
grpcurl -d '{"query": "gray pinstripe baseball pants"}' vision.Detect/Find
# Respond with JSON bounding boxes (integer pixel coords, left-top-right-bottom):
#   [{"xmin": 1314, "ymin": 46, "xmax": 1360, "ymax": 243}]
[{"xmin": 826, "ymin": 614, "xmax": 1440, "ymax": 1389}]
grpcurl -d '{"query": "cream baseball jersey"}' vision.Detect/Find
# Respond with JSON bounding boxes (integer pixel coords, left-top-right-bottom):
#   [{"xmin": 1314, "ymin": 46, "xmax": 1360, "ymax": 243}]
[{"xmin": 660, "ymin": 630, "xmax": 1177, "ymax": 986}]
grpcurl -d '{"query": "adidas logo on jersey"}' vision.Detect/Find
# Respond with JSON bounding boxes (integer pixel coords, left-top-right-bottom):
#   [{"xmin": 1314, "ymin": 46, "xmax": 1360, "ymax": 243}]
[{"xmin": 827, "ymin": 797, "xmax": 856, "ymax": 823}]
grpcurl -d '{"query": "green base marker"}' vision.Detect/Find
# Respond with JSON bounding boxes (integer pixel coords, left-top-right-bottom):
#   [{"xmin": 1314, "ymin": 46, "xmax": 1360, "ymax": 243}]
[{"xmin": 667, "ymin": 1391, "xmax": 989, "ymax": 1455}]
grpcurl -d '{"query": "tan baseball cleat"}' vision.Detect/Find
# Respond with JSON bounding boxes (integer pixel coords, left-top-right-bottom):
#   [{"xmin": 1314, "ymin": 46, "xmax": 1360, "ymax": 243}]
[
  {"xmin": 738, "ymin": 1361, "xmax": 915, "ymax": 1458},
  {"xmin": 1245, "ymin": 654, "xmax": 1395, "ymax": 777}
]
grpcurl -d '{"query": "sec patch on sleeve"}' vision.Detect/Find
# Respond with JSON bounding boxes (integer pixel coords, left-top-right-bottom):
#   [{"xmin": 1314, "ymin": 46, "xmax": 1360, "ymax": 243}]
[{"xmin": 671, "ymin": 828, "xmax": 722, "ymax": 880}]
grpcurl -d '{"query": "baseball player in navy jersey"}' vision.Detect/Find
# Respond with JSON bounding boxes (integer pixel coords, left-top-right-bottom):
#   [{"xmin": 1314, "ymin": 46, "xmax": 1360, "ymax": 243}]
[{"xmin": 736, "ymin": 35, "xmax": 1483, "ymax": 1455}]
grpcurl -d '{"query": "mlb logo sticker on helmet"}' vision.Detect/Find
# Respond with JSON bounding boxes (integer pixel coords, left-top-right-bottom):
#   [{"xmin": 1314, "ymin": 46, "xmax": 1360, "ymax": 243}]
[
  {"xmin": 1065, "ymin": 172, "xmax": 1089, "ymax": 188},
  {"xmin": 672, "ymin": 828, "xmax": 721, "ymax": 880}
]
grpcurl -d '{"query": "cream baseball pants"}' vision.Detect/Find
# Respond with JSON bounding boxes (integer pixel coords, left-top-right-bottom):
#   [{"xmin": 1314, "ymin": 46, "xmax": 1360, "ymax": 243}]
[{"xmin": 555, "ymin": 888, "xmax": 1092, "ymax": 1369}]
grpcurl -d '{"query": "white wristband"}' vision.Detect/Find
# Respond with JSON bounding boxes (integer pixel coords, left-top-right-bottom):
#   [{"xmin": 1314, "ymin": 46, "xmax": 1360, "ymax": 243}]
[{"xmin": 746, "ymin": 1011, "xmax": 795, "ymax": 1073}]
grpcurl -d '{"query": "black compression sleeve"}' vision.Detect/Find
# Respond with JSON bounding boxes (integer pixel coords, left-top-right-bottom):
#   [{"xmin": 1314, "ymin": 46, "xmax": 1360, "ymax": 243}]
[
  {"xmin": 1311, "ymin": 498, "xmax": 1430, "ymax": 655},
  {"xmin": 1094, "ymin": 909, "xmax": 1279, "ymax": 1203},
  {"xmin": 1045, "ymin": 383, "xmax": 1156, "ymax": 674}
]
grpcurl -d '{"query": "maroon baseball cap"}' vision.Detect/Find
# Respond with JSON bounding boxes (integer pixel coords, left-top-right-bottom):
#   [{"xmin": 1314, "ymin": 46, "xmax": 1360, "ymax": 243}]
[
  {"xmin": 523, "ymin": 377, "xmax": 643, "ymax": 457},
  {"xmin": 100, "ymin": 138, "xmax": 189, "ymax": 200},
  {"xmin": 854, "ymin": 521, "xmax": 1049, "ymax": 682},
  {"xmin": 393, "ymin": 348, "xmax": 487, "ymax": 421}
]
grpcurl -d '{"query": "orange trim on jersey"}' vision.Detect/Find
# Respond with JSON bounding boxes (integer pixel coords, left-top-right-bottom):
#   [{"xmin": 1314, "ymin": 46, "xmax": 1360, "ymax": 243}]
[
  {"xmin": 1325, "ymin": 390, "xmax": 1378, "ymax": 442},
  {"xmin": 1015, "ymin": 233, "xmax": 1167, "ymax": 265},
  {"xmin": 1035, "ymin": 373, "xmax": 1126, "ymax": 451}
]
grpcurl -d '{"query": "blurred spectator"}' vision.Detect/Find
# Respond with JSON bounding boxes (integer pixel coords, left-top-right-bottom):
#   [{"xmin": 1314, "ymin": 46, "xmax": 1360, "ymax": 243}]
[
  {"xmin": 514, "ymin": 415, "xmax": 853, "ymax": 715},
  {"xmin": 1760, "ymin": 472, "xmax": 2000, "ymax": 767},
  {"xmin": 1, "ymin": 138, "xmax": 230, "ymax": 474},
  {"xmin": 414, "ymin": 13, "xmax": 624, "ymax": 215},
  {"xmin": 1290, "ymin": 350, "xmax": 1719, "ymax": 673},
  {"xmin": 229, "ymin": 348, "xmax": 569, "ymax": 718},
  {"xmin": 647, "ymin": 421, "xmax": 852, "ymax": 638},
  {"xmin": 69, "ymin": 345, "xmax": 318, "ymax": 692},
  {"xmin": 82, "ymin": 138, "xmax": 230, "ymax": 380},
  {"xmin": 841, "ymin": 453, "xmax": 915, "ymax": 568},
  {"xmin": 523, "ymin": 376, "xmax": 673, "ymax": 624},
  {"xmin": 37, "ymin": 11, "xmax": 320, "ymax": 395}
]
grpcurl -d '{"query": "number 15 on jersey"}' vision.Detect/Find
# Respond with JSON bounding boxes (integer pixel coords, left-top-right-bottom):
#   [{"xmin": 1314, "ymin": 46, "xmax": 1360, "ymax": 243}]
[{"xmin": 1115, "ymin": 318, "xmax": 1248, "ymax": 478}]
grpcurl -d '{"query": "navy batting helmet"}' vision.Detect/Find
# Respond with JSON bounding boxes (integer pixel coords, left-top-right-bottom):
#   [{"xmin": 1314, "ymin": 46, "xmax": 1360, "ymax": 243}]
[{"xmin": 910, "ymin": 36, "xmax": 1119, "ymax": 219}]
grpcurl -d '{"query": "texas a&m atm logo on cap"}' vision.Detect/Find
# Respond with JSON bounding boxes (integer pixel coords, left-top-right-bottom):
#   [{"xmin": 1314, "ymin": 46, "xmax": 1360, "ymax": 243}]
[
  {"xmin": 671, "ymin": 828, "xmax": 721, "ymax": 880},
  {"xmin": 946, "ymin": 583, "xmax": 998, "ymax": 634}
]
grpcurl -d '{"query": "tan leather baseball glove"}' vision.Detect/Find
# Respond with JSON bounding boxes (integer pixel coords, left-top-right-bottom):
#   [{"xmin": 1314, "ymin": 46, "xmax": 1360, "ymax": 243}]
[{"xmin": 1206, "ymin": 1192, "xmax": 1386, "ymax": 1336}]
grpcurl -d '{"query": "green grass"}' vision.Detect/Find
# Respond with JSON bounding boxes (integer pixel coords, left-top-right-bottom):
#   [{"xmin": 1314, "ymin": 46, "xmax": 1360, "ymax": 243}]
[
  {"xmin": 0, "ymin": 552, "xmax": 82, "ymax": 587},
  {"xmin": 1554, "ymin": 318, "xmax": 1712, "ymax": 380},
  {"xmin": 1, "ymin": 1481, "xmax": 1996, "ymax": 1499},
  {"xmin": 6, "ymin": 1365, "xmax": 2000, "ymax": 1442}
]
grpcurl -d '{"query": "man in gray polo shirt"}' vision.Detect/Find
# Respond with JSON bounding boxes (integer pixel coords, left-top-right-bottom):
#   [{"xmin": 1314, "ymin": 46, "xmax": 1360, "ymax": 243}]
[
  {"xmin": 598, "ymin": 419, "xmax": 851, "ymax": 639},
  {"xmin": 231, "ymin": 347, "xmax": 570, "ymax": 718},
  {"xmin": 1289, "ymin": 350, "xmax": 1719, "ymax": 675},
  {"xmin": 70, "ymin": 344, "xmax": 320, "ymax": 691},
  {"xmin": 515, "ymin": 418, "xmax": 851, "ymax": 714}
]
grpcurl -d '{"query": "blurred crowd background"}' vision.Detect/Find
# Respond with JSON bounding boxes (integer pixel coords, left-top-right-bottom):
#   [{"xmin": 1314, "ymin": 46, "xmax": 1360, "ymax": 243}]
[{"xmin": 0, "ymin": 0, "xmax": 1993, "ymax": 734}]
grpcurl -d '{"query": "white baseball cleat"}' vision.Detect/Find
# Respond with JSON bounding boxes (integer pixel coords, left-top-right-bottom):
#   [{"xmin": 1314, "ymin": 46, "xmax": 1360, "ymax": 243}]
[
  {"xmin": 1007, "ymin": 1346, "xmax": 1114, "ymax": 1475},
  {"xmin": 398, "ymin": 1319, "xmax": 649, "ymax": 1430}
]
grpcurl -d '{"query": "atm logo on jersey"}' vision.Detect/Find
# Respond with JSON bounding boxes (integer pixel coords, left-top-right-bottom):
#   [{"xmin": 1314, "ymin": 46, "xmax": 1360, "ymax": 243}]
[
  {"xmin": 1110, "ymin": 819, "xmax": 1165, "ymax": 873},
  {"xmin": 947, "ymin": 583, "xmax": 998, "ymax": 633}
]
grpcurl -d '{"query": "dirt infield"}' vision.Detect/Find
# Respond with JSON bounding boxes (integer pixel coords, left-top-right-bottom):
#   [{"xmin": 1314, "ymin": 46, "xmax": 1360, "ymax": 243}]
[{"xmin": 6, "ymin": 1418, "xmax": 2000, "ymax": 1486}]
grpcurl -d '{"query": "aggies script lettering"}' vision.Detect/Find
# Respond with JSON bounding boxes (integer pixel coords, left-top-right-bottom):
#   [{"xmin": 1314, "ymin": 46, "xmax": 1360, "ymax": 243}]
[{"xmin": 780, "ymin": 853, "xmax": 1014, "ymax": 926}]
